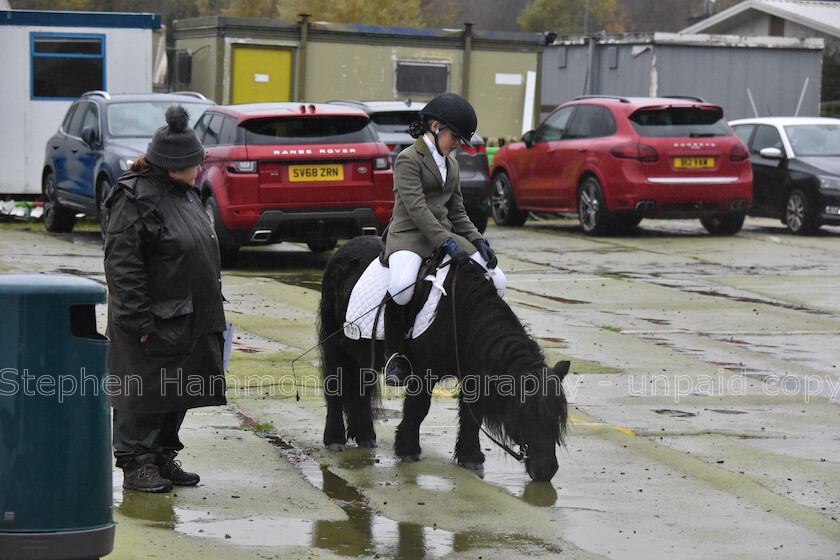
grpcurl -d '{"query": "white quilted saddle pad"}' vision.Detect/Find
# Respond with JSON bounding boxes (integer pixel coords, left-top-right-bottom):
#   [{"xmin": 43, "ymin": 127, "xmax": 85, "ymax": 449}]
[{"xmin": 344, "ymin": 255, "xmax": 451, "ymax": 340}]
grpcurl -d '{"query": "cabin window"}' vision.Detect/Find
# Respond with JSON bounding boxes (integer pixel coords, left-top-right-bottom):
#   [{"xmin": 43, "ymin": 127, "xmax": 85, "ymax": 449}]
[
  {"xmin": 31, "ymin": 33, "xmax": 105, "ymax": 100},
  {"xmin": 395, "ymin": 60, "xmax": 450, "ymax": 95}
]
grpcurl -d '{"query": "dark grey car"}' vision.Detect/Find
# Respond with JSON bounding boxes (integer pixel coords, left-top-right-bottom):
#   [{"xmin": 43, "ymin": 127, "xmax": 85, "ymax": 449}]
[
  {"xmin": 329, "ymin": 99, "xmax": 491, "ymax": 232},
  {"xmin": 730, "ymin": 116, "xmax": 840, "ymax": 234},
  {"xmin": 41, "ymin": 91, "xmax": 213, "ymax": 233}
]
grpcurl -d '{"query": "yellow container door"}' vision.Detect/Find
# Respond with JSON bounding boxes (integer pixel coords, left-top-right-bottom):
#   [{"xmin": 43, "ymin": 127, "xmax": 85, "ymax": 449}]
[{"xmin": 232, "ymin": 46, "xmax": 292, "ymax": 103}]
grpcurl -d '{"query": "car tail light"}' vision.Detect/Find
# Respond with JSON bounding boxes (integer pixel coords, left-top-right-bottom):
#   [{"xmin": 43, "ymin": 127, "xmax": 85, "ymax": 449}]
[
  {"xmin": 461, "ymin": 144, "xmax": 486, "ymax": 154},
  {"xmin": 386, "ymin": 144, "xmax": 396, "ymax": 152},
  {"xmin": 374, "ymin": 157, "xmax": 390, "ymax": 170},
  {"xmin": 227, "ymin": 161, "xmax": 257, "ymax": 173},
  {"xmin": 610, "ymin": 142, "xmax": 658, "ymax": 162},
  {"xmin": 729, "ymin": 143, "xmax": 749, "ymax": 162}
]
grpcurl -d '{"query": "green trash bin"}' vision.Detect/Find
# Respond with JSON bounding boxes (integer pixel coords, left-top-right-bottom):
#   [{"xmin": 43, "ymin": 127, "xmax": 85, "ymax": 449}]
[{"xmin": 0, "ymin": 275, "xmax": 114, "ymax": 559}]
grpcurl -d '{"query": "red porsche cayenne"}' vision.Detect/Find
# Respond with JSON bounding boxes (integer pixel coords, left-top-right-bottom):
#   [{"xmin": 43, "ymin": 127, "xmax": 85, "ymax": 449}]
[{"xmin": 489, "ymin": 96, "xmax": 753, "ymax": 235}]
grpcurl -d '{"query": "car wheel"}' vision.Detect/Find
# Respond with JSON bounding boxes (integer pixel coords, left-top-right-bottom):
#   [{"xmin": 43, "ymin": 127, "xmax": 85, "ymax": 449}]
[
  {"xmin": 466, "ymin": 205, "xmax": 488, "ymax": 233},
  {"xmin": 42, "ymin": 171, "xmax": 76, "ymax": 233},
  {"xmin": 307, "ymin": 239, "xmax": 338, "ymax": 253},
  {"xmin": 96, "ymin": 176, "xmax": 111, "ymax": 239},
  {"xmin": 785, "ymin": 189, "xmax": 820, "ymax": 234},
  {"xmin": 203, "ymin": 194, "xmax": 240, "ymax": 268},
  {"xmin": 578, "ymin": 177, "xmax": 610, "ymax": 236},
  {"xmin": 612, "ymin": 213, "xmax": 642, "ymax": 234},
  {"xmin": 700, "ymin": 211, "xmax": 745, "ymax": 235},
  {"xmin": 491, "ymin": 171, "xmax": 527, "ymax": 227}
]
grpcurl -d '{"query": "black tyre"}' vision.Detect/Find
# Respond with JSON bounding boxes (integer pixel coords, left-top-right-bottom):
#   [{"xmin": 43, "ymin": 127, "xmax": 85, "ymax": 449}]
[
  {"xmin": 96, "ymin": 176, "xmax": 111, "ymax": 239},
  {"xmin": 203, "ymin": 194, "xmax": 240, "ymax": 268},
  {"xmin": 612, "ymin": 213, "xmax": 643, "ymax": 234},
  {"xmin": 307, "ymin": 239, "xmax": 338, "ymax": 253},
  {"xmin": 490, "ymin": 171, "xmax": 527, "ymax": 227},
  {"xmin": 578, "ymin": 177, "xmax": 610, "ymax": 236},
  {"xmin": 42, "ymin": 171, "xmax": 76, "ymax": 233},
  {"xmin": 700, "ymin": 211, "xmax": 745, "ymax": 235},
  {"xmin": 785, "ymin": 189, "xmax": 820, "ymax": 234}
]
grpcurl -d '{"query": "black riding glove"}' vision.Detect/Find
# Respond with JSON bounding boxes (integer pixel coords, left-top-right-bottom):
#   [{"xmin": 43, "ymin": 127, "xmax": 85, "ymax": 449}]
[
  {"xmin": 475, "ymin": 238, "xmax": 497, "ymax": 269},
  {"xmin": 442, "ymin": 237, "xmax": 470, "ymax": 265}
]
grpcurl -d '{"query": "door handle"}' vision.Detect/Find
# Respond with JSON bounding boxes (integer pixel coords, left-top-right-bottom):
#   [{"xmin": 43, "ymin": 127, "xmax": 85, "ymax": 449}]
[{"xmin": 72, "ymin": 149, "xmax": 78, "ymax": 153}]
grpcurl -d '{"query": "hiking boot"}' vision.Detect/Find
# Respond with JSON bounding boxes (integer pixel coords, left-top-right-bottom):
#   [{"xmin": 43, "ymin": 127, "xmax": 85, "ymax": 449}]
[
  {"xmin": 384, "ymin": 353, "xmax": 413, "ymax": 387},
  {"xmin": 160, "ymin": 458, "xmax": 200, "ymax": 486},
  {"xmin": 123, "ymin": 463, "xmax": 174, "ymax": 493}
]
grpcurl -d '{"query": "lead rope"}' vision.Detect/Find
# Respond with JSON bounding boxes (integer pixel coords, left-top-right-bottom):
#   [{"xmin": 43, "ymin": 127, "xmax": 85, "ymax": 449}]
[{"xmin": 450, "ymin": 262, "xmax": 527, "ymax": 463}]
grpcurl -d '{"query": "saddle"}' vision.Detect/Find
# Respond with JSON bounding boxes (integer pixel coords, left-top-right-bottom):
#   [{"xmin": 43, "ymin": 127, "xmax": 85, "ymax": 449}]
[{"xmin": 344, "ymin": 248, "xmax": 450, "ymax": 341}]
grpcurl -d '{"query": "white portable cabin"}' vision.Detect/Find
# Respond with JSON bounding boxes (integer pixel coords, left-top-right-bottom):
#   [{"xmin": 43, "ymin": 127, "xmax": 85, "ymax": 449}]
[{"xmin": 0, "ymin": 10, "xmax": 160, "ymax": 196}]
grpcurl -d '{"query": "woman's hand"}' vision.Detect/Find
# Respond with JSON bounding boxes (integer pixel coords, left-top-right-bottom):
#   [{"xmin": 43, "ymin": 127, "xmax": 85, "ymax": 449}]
[
  {"xmin": 442, "ymin": 237, "xmax": 470, "ymax": 264},
  {"xmin": 475, "ymin": 239, "xmax": 497, "ymax": 269}
]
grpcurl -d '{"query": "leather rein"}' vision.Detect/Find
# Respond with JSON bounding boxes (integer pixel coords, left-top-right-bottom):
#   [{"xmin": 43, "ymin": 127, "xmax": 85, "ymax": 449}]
[{"xmin": 450, "ymin": 261, "xmax": 528, "ymax": 464}]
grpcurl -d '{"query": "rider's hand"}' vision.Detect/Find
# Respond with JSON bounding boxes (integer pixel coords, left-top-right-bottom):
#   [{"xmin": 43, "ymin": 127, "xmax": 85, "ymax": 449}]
[
  {"xmin": 442, "ymin": 237, "xmax": 470, "ymax": 265},
  {"xmin": 475, "ymin": 239, "xmax": 497, "ymax": 269}
]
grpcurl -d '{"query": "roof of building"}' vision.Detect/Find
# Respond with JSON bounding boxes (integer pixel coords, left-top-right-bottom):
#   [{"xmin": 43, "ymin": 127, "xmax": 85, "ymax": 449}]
[
  {"xmin": 0, "ymin": 9, "xmax": 161, "ymax": 29},
  {"xmin": 681, "ymin": 0, "xmax": 840, "ymax": 39}
]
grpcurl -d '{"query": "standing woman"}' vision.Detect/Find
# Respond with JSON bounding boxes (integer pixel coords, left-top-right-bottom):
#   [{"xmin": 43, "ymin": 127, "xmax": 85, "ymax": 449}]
[
  {"xmin": 104, "ymin": 105, "xmax": 226, "ymax": 493},
  {"xmin": 382, "ymin": 92, "xmax": 506, "ymax": 386}
]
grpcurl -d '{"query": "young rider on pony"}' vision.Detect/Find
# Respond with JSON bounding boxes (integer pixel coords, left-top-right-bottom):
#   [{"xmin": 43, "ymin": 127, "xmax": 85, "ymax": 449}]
[{"xmin": 382, "ymin": 92, "xmax": 506, "ymax": 386}]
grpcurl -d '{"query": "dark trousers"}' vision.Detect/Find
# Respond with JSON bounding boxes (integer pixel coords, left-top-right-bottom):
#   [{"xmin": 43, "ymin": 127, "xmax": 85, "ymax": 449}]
[{"xmin": 113, "ymin": 409, "xmax": 187, "ymax": 471}]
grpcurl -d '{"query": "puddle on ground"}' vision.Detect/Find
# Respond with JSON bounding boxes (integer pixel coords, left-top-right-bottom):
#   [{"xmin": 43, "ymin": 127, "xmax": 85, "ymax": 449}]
[
  {"xmin": 415, "ymin": 474, "xmax": 456, "ymax": 492},
  {"xmin": 708, "ymin": 409, "xmax": 748, "ymax": 415},
  {"xmin": 718, "ymin": 333, "xmax": 840, "ymax": 379},
  {"xmin": 540, "ymin": 336, "xmax": 569, "ymax": 345},
  {"xmin": 636, "ymin": 332, "xmax": 839, "ymax": 401},
  {"xmin": 506, "ymin": 286, "xmax": 589, "ymax": 305},
  {"xmin": 54, "ymin": 267, "xmax": 103, "ymax": 278},
  {"xmin": 654, "ymin": 409, "xmax": 698, "ymax": 418},
  {"xmin": 161, "ymin": 412, "xmax": 565, "ymax": 557},
  {"xmin": 244, "ymin": 270, "xmax": 324, "ymax": 292}
]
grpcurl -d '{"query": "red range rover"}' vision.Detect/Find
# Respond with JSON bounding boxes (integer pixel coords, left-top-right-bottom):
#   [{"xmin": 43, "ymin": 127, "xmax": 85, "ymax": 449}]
[{"xmin": 194, "ymin": 102, "xmax": 394, "ymax": 265}]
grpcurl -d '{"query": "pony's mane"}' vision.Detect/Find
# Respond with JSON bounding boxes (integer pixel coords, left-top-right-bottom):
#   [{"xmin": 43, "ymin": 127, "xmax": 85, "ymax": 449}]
[{"xmin": 449, "ymin": 262, "xmax": 567, "ymax": 446}]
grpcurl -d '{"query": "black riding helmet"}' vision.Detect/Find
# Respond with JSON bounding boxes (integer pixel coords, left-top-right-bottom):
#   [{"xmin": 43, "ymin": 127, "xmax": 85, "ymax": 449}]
[{"xmin": 419, "ymin": 92, "xmax": 478, "ymax": 148}]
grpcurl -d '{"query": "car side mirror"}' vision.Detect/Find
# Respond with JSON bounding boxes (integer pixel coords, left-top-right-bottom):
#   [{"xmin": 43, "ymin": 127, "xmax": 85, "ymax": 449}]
[
  {"xmin": 523, "ymin": 130, "xmax": 536, "ymax": 149},
  {"xmin": 759, "ymin": 146, "xmax": 784, "ymax": 159},
  {"xmin": 81, "ymin": 126, "xmax": 98, "ymax": 148}
]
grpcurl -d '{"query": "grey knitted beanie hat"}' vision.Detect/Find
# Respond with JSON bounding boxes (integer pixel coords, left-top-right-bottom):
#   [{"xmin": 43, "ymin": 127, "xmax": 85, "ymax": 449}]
[{"xmin": 145, "ymin": 105, "xmax": 205, "ymax": 169}]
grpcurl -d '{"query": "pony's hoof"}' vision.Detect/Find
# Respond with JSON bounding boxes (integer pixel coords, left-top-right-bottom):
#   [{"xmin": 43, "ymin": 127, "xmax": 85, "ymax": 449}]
[
  {"xmin": 357, "ymin": 439, "xmax": 378, "ymax": 448},
  {"xmin": 459, "ymin": 461, "xmax": 485, "ymax": 472},
  {"xmin": 326, "ymin": 443, "xmax": 346, "ymax": 452},
  {"xmin": 400, "ymin": 454, "xmax": 421, "ymax": 463}
]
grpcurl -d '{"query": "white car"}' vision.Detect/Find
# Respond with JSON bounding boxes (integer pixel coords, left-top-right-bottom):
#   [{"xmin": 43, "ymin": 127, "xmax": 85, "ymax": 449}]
[{"xmin": 729, "ymin": 116, "xmax": 840, "ymax": 234}]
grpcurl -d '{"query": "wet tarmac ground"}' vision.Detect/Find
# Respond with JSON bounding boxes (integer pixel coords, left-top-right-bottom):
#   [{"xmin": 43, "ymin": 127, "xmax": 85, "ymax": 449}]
[{"xmin": 1, "ymin": 216, "xmax": 839, "ymax": 559}]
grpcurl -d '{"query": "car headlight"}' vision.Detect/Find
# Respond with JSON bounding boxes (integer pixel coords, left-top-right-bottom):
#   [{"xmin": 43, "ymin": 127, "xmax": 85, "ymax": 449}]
[
  {"xmin": 119, "ymin": 158, "xmax": 135, "ymax": 171},
  {"xmin": 818, "ymin": 175, "xmax": 840, "ymax": 191}
]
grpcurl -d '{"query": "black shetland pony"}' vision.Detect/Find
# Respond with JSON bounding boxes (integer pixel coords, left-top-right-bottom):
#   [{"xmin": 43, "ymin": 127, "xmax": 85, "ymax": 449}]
[{"xmin": 318, "ymin": 236, "xmax": 569, "ymax": 481}]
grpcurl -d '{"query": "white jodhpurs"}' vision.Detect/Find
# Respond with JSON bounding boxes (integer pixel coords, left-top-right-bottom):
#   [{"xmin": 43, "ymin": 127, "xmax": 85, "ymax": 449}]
[{"xmin": 387, "ymin": 249, "xmax": 507, "ymax": 306}]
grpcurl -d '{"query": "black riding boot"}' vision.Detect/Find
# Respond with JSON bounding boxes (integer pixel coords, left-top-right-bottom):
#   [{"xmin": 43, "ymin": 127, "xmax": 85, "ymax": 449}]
[{"xmin": 384, "ymin": 299, "xmax": 413, "ymax": 387}]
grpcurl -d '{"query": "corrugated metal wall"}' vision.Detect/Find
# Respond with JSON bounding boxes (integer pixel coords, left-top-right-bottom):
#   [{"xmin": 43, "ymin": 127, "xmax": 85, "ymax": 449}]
[{"xmin": 540, "ymin": 34, "xmax": 823, "ymax": 124}]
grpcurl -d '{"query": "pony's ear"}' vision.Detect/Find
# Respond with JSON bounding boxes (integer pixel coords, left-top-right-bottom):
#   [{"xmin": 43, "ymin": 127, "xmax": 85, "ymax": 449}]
[{"xmin": 552, "ymin": 360, "xmax": 570, "ymax": 380}]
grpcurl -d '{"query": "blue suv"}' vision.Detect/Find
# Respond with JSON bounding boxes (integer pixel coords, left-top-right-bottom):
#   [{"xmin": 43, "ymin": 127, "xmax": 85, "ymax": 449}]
[{"xmin": 41, "ymin": 91, "xmax": 213, "ymax": 233}]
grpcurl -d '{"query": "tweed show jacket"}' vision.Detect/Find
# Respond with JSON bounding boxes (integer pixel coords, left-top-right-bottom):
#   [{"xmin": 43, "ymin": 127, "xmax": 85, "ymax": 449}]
[{"xmin": 383, "ymin": 137, "xmax": 483, "ymax": 260}]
